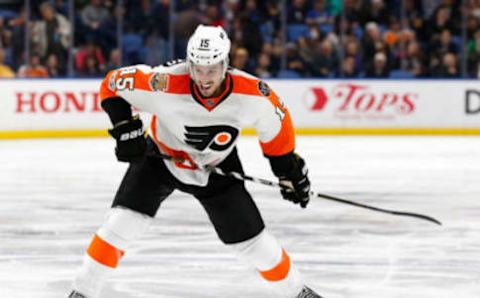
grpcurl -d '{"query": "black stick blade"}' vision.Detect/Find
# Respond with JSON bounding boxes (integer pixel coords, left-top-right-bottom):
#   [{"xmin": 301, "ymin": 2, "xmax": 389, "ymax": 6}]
[{"xmin": 315, "ymin": 192, "xmax": 442, "ymax": 226}]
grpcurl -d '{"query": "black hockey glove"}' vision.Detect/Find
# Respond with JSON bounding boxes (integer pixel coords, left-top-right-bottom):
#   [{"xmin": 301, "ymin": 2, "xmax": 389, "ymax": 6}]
[
  {"xmin": 278, "ymin": 154, "xmax": 311, "ymax": 208},
  {"xmin": 108, "ymin": 115, "xmax": 146, "ymax": 162}
]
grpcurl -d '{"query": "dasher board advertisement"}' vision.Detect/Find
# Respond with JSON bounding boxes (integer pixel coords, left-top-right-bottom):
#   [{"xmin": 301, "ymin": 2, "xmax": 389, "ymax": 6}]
[
  {"xmin": 0, "ymin": 79, "xmax": 479, "ymax": 137},
  {"xmin": 267, "ymin": 80, "xmax": 480, "ymax": 130}
]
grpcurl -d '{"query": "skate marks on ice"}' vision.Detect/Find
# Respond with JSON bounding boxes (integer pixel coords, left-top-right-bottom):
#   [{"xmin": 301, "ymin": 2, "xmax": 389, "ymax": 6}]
[{"xmin": 0, "ymin": 137, "xmax": 479, "ymax": 297}]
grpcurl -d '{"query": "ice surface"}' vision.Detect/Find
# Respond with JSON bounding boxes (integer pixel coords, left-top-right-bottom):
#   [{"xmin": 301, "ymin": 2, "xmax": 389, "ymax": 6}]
[{"xmin": 0, "ymin": 136, "xmax": 479, "ymax": 298}]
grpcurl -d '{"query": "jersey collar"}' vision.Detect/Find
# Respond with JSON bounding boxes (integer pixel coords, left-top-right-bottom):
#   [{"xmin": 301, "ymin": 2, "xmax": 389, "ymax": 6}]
[{"xmin": 190, "ymin": 73, "xmax": 233, "ymax": 112}]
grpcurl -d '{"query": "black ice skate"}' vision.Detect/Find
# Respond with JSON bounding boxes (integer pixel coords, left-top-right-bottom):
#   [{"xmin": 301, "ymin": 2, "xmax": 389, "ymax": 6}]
[
  {"xmin": 295, "ymin": 286, "xmax": 323, "ymax": 298},
  {"xmin": 68, "ymin": 290, "xmax": 87, "ymax": 298}
]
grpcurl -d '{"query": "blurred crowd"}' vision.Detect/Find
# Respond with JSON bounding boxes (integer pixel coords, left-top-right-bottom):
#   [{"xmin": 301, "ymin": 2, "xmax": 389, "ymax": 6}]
[{"xmin": 0, "ymin": 0, "xmax": 479, "ymax": 79}]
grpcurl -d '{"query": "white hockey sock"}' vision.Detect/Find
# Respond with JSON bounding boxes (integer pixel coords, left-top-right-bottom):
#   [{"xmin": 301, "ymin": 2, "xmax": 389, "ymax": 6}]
[
  {"xmin": 230, "ymin": 229, "xmax": 304, "ymax": 298},
  {"xmin": 72, "ymin": 207, "xmax": 152, "ymax": 297},
  {"xmin": 72, "ymin": 254, "xmax": 114, "ymax": 298}
]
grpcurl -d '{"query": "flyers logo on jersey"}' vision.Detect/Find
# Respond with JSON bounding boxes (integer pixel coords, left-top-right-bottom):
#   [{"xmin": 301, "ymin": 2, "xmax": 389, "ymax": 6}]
[
  {"xmin": 150, "ymin": 73, "xmax": 169, "ymax": 92},
  {"xmin": 184, "ymin": 125, "xmax": 239, "ymax": 151}
]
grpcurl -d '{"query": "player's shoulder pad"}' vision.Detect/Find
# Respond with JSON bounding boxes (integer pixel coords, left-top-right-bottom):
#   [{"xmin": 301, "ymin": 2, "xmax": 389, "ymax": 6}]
[
  {"xmin": 102, "ymin": 64, "xmax": 186, "ymax": 96},
  {"xmin": 109, "ymin": 64, "xmax": 154, "ymax": 92},
  {"xmin": 230, "ymin": 68, "xmax": 275, "ymax": 98},
  {"xmin": 105, "ymin": 64, "xmax": 154, "ymax": 89}
]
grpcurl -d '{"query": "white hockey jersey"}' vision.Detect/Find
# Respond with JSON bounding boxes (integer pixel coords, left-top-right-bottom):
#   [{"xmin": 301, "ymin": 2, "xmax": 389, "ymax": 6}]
[{"xmin": 99, "ymin": 61, "xmax": 295, "ymax": 186}]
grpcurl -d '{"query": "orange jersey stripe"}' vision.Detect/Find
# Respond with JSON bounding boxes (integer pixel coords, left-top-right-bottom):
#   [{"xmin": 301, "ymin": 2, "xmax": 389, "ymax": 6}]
[
  {"xmin": 259, "ymin": 90, "xmax": 295, "ymax": 156},
  {"xmin": 231, "ymin": 74, "xmax": 263, "ymax": 96},
  {"xmin": 260, "ymin": 107, "xmax": 295, "ymax": 156},
  {"xmin": 99, "ymin": 70, "xmax": 117, "ymax": 100},
  {"xmin": 165, "ymin": 74, "xmax": 191, "ymax": 94},
  {"xmin": 259, "ymin": 249, "xmax": 291, "ymax": 282},
  {"xmin": 99, "ymin": 67, "xmax": 154, "ymax": 101},
  {"xmin": 87, "ymin": 234, "xmax": 125, "ymax": 268},
  {"xmin": 99, "ymin": 68, "xmax": 191, "ymax": 102},
  {"xmin": 231, "ymin": 74, "xmax": 295, "ymax": 155}
]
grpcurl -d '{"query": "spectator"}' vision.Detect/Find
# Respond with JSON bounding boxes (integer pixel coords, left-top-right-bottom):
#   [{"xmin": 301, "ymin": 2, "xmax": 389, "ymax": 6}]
[
  {"xmin": 173, "ymin": 4, "xmax": 202, "ymax": 57},
  {"xmin": 149, "ymin": 0, "xmax": 170, "ymax": 40},
  {"xmin": 75, "ymin": 40, "xmax": 106, "ymax": 76},
  {"xmin": 231, "ymin": 47, "xmax": 251, "ymax": 72},
  {"xmin": 467, "ymin": 29, "xmax": 480, "ymax": 76},
  {"xmin": 204, "ymin": 4, "xmax": 225, "ymax": 27},
  {"xmin": 224, "ymin": 0, "xmax": 239, "ymax": 26},
  {"xmin": 80, "ymin": 0, "xmax": 111, "ymax": 42},
  {"xmin": 427, "ymin": 5, "xmax": 455, "ymax": 41},
  {"xmin": 465, "ymin": 10, "xmax": 480, "ymax": 40},
  {"xmin": 262, "ymin": 1, "xmax": 282, "ymax": 43},
  {"xmin": 93, "ymin": 3, "xmax": 123, "ymax": 57},
  {"xmin": 422, "ymin": 0, "xmax": 442, "ymax": 18},
  {"xmin": 45, "ymin": 53, "xmax": 62, "ymax": 77},
  {"xmin": 17, "ymin": 53, "xmax": 48, "ymax": 78},
  {"xmin": 339, "ymin": 56, "xmax": 359, "ymax": 78},
  {"xmin": 123, "ymin": 0, "xmax": 151, "ymax": 33},
  {"xmin": 384, "ymin": 17, "xmax": 402, "ymax": 47},
  {"xmin": 298, "ymin": 27, "xmax": 320, "ymax": 70},
  {"xmin": 145, "ymin": 0, "xmax": 173, "ymax": 65},
  {"xmin": 360, "ymin": 0, "xmax": 389, "ymax": 26},
  {"xmin": 0, "ymin": 48, "xmax": 15, "ymax": 78},
  {"xmin": 173, "ymin": 0, "xmax": 197, "ymax": 12},
  {"xmin": 230, "ymin": 17, "xmax": 243, "ymax": 51},
  {"xmin": 144, "ymin": 33, "xmax": 168, "ymax": 66},
  {"xmin": 285, "ymin": 43, "xmax": 307, "ymax": 76},
  {"xmin": 365, "ymin": 52, "xmax": 390, "ymax": 78},
  {"xmin": 262, "ymin": 41, "xmax": 281, "ymax": 75},
  {"xmin": 53, "ymin": 0, "xmax": 69, "ymax": 16},
  {"xmin": 404, "ymin": 41, "xmax": 426, "ymax": 77},
  {"xmin": 314, "ymin": 39, "xmax": 339, "ymax": 77},
  {"xmin": 82, "ymin": 55, "xmax": 103, "ymax": 77},
  {"xmin": 466, "ymin": 15, "xmax": 479, "ymax": 40},
  {"xmin": 32, "ymin": 2, "xmax": 71, "ymax": 62},
  {"xmin": 428, "ymin": 29, "xmax": 458, "ymax": 61},
  {"xmin": 287, "ymin": 0, "xmax": 309, "ymax": 25},
  {"xmin": 9, "ymin": 7, "xmax": 27, "ymax": 69},
  {"xmin": 395, "ymin": 29, "xmax": 417, "ymax": 67},
  {"xmin": 430, "ymin": 52, "xmax": 460, "ymax": 77},
  {"xmin": 340, "ymin": 0, "xmax": 361, "ymax": 25},
  {"xmin": 104, "ymin": 48, "xmax": 122, "ymax": 73},
  {"xmin": 298, "ymin": 27, "xmax": 337, "ymax": 77},
  {"xmin": 344, "ymin": 36, "xmax": 363, "ymax": 74},
  {"xmin": 404, "ymin": 0, "xmax": 427, "ymax": 40},
  {"xmin": 430, "ymin": 0, "xmax": 461, "ymax": 34},
  {"xmin": 0, "ymin": 17, "xmax": 13, "ymax": 49},
  {"xmin": 236, "ymin": 0, "xmax": 264, "ymax": 58},
  {"xmin": 467, "ymin": 0, "xmax": 480, "ymax": 20},
  {"xmin": 306, "ymin": 0, "xmax": 334, "ymax": 32},
  {"xmin": 363, "ymin": 22, "xmax": 387, "ymax": 65},
  {"xmin": 3, "ymin": 0, "xmax": 480, "ymax": 79},
  {"xmin": 254, "ymin": 51, "xmax": 273, "ymax": 78}
]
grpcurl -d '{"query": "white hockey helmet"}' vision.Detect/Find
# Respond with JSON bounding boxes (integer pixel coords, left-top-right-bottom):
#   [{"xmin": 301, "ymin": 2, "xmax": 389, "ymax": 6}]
[{"xmin": 186, "ymin": 25, "xmax": 231, "ymax": 77}]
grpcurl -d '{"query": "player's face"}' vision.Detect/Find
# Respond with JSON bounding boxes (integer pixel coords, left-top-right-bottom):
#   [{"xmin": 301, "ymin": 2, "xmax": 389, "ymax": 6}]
[{"xmin": 191, "ymin": 63, "xmax": 224, "ymax": 97}]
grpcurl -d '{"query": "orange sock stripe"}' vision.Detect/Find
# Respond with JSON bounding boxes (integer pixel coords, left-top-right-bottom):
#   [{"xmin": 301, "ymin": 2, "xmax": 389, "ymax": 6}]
[
  {"xmin": 259, "ymin": 249, "xmax": 291, "ymax": 282},
  {"xmin": 87, "ymin": 234, "xmax": 125, "ymax": 268}
]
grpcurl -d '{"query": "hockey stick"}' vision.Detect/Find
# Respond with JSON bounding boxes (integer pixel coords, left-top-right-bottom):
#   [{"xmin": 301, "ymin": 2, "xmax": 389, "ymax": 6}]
[{"xmin": 156, "ymin": 153, "xmax": 442, "ymax": 226}]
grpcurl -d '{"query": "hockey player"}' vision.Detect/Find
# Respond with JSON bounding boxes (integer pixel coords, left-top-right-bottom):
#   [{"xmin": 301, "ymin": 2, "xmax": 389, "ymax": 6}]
[{"xmin": 68, "ymin": 25, "xmax": 322, "ymax": 298}]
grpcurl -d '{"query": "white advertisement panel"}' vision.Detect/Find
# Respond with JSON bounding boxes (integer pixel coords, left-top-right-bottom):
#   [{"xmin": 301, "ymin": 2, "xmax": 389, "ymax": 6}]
[
  {"xmin": 0, "ymin": 79, "xmax": 479, "ymax": 135},
  {"xmin": 0, "ymin": 79, "xmax": 107, "ymax": 131},
  {"xmin": 268, "ymin": 79, "xmax": 480, "ymax": 128}
]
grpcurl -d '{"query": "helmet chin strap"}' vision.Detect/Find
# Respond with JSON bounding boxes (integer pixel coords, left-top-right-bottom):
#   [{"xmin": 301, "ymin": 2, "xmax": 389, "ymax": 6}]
[{"xmin": 221, "ymin": 57, "xmax": 229, "ymax": 79}]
